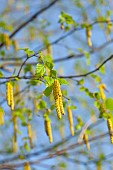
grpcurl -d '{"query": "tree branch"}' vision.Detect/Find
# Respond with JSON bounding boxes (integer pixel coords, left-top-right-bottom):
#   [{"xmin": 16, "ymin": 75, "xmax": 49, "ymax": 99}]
[
  {"xmin": 0, "ymin": 54, "xmax": 113, "ymax": 80},
  {"xmin": 59, "ymin": 54, "xmax": 113, "ymax": 78},
  {"xmin": 53, "ymin": 39, "xmax": 113, "ymax": 63},
  {"xmin": 0, "ymin": 131, "xmax": 108, "ymax": 169},
  {"xmin": 0, "ymin": 119, "xmax": 103, "ymax": 164},
  {"xmin": 0, "ymin": 0, "xmax": 59, "ymax": 48}
]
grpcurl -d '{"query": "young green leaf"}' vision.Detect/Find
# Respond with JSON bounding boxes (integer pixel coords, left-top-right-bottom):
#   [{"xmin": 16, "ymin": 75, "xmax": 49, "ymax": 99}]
[
  {"xmin": 0, "ymin": 71, "xmax": 3, "ymax": 77},
  {"xmin": 105, "ymin": 98, "xmax": 113, "ymax": 110},
  {"xmin": 44, "ymin": 76, "xmax": 54, "ymax": 86},
  {"xmin": 35, "ymin": 63, "xmax": 45, "ymax": 77},
  {"xmin": 57, "ymin": 78, "xmax": 68, "ymax": 85},
  {"xmin": 50, "ymin": 70, "xmax": 57, "ymax": 78},
  {"xmin": 43, "ymin": 85, "xmax": 53, "ymax": 97},
  {"xmin": 45, "ymin": 61, "xmax": 53, "ymax": 70},
  {"xmin": 99, "ymin": 65, "xmax": 105, "ymax": 74}
]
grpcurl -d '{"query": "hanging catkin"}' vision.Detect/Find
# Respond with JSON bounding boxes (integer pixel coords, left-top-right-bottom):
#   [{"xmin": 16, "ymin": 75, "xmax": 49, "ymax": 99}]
[
  {"xmin": 53, "ymin": 79, "xmax": 64, "ymax": 119},
  {"xmin": 0, "ymin": 107, "xmax": 4, "ymax": 125},
  {"xmin": 13, "ymin": 39, "xmax": 18, "ymax": 51},
  {"xmin": 86, "ymin": 26, "xmax": 92, "ymax": 47},
  {"xmin": 107, "ymin": 117, "xmax": 113, "ymax": 144},
  {"xmin": 27, "ymin": 123, "xmax": 33, "ymax": 148},
  {"xmin": 10, "ymin": 83, "xmax": 14, "ymax": 110},
  {"xmin": 13, "ymin": 116, "xmax": 17, "ymax": 142},
  {"xmin": 83, "ymin": 133, "xmax": 90, "ymax": 150},
  {"xmin": 44, "ymin": 119, "xmax": 53, "ymax": 143},
  {"xmin": 98, "ymin": 84, "xmax": 106, "ymax": 101},
  {"xmin": 44, "ymin": 119, "xmax": 49, "ymax": 136},
  {"xmin": 6, "ymin": 82, "xmax": 11, "ymax": 106},
  {"xmin": 67, "ymin": 106, "xmax": 74, "ymax": 136},
  {"xmin": 55, "ymin": 98, "xmax": 62, "ymax": 119},
  {"xmin": 6, "ymin": 82, "xmax": 14, "ymax": 110},
  {"xmin": 12, "ymin": 116, "xmax": 18, "ymax": 152},
  {"xmin": 59, "ymin": 96, "xmax": 64, "ymax": 115},
  {"xmin": 3, "ymin": 33, "xmax": 10, "ymax": 50},
  {"xmin": 24, "ymin": 162, "xmax": 31, "ymax": 170},
  {"xmin": 12, "ymin": 136, "xmax": 18, "ymax": 153}
]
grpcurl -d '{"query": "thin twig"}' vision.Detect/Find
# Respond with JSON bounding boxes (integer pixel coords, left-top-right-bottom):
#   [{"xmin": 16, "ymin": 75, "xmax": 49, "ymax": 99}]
[
  {"xmin": 0, "ymin": 0, "xmax": 59, "ymax": 48},
  {"xmin": 59, "ymin": 55, "xmax": 113, "ymax": 78}
]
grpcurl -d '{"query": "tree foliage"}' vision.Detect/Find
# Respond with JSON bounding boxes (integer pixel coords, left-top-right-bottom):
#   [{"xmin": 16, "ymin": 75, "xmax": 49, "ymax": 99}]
[{"xmin": 0, "ymin": 0, "xmax": 113, "ymax": 169}]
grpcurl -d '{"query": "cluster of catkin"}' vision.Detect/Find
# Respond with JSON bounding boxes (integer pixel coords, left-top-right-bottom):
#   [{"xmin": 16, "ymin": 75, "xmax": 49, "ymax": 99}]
[
  {"xmin": 6, "ymin": 82, "xmax": 14, "ymax": 110},
  {"xmin": 107, "ymin": 117, "xmax": 113, "ymax": 144},
  {"xmin": 67, "ymin": 106, "xmax": 74, "ymax": 136},
  {"xmin": 53, "ymin": 79, "xmax": 64, "ymax": 119},
  {"xmin": 44, "ymin": 118, "xmax": 53, "ymax": 143},
  {"xmin": 86, "ymin": 26, "xmax": 92, "ymax": 47}
]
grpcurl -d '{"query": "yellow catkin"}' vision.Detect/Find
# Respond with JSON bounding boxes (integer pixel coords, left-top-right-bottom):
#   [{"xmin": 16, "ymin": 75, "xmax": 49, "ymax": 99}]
[
  {"xmin": 12, "ymin": 136, "xmax": 18, "ymax": 152},
  {"xmin": 3, "ymin": 34, "xmax": 10, "ymax": 50},
  {"xmin": 83, "ymin": 133, "xmax": 90, "ymax": 150},
  {"xmin": 60, "ymin": 23, "xmax": 64, "ymax": 30},
  {"xmin": 13, "ymin": 39, "xmax": 18, "ymax": 51},
  {"xmin": 67, "ymin": 106, "xmax": 74, "ymax": 136},
  {"xmin": 53, "ymin": 79, "xmax": 64, "ymax": 118},
  {"xmin": 55, "ymin": 98, "xmax": 62, "ymax": 119},
  {"xmin": 27, "ymin": 123, "xmax": 33, "ymax": 148},
  {"xmin": 24, "ymin": 162, "xmax": 31, "ymax": 170},
  {"xmin": 106, "ymin": 19, "xmax": 112, "ymax": 33},
  {"xmin": 12, "ymin": 116, "xmax": 18, "ymax": 152},
  {"xmin": 86, "ymin": 27, "xmax": 92, "ymax": 47},
  {"xmin": 96, "ymin": 162, "xmax": 101, "ymax": 170},
  {"xmin": 59, "ymin": 125, "xmax": 64, "ymax": 139},
  {"xmin": 45, "ymin": 120, "xmax": 53, "ymax": 143},
  {"xmin": 13, "ymin": 116, "xmax": 17, "ymax": 142},
  {"xmin": 0, "ymin": 107, "xmax": 4, "ymax": 125},
  {"xmin": 44, "ymin": 119, "xmax": 49, "ymax": 136},
  {"xmin": 107, "ymin": 118, "xmax": 113, "ymax": 144},
  {"xmin": 98, "ymin": 84, "xmax": 106, "ymax": 101},
  {"xmin": 87, "ymin": 37, "xmax": 92, "ymax": 47},
  {"xmin": 53, "ymin": 80, "xmax": 59, "ymax": 100},
  {"xmin": 59, "ymin": 96, "xmax": 64, "ymax": 115},
  {"xmin": 6, "ymin": 82, "xmax": 14, "ymax": 110},
  {"xmin": 53, "ymin": 79, "xmax": 62, "ymax": 98},
  {"xmin": 6, "ymin": 82, "xmax": 11, "ymax": 106},
  {"xmin": 46, "ymin": 44, "xmax": 51, "ymax": 56},
  {"xmin": 10, "ymin": 83, "xmax": 14, "ymax": 110}
]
